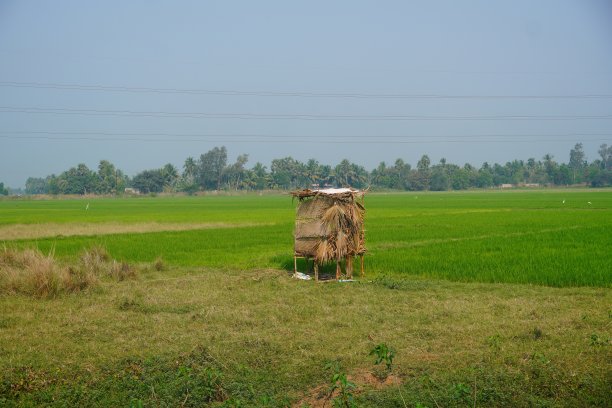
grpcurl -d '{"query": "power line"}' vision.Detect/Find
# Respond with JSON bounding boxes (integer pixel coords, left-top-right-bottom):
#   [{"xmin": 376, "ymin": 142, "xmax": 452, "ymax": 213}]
[
  {"xmin": 1, "ymin": 132, "xmax": 609, "ymax": 144},
  {"xmin": 1, "ymin": 106, "xmax": 612, "ymax": 121},
  {"xmin": 3, "ymin": 136, "xmax": 607, "ymax": 144},
  {"xmin": 1, "ymin": 81, "xmax": 612, "ymax": 99},
  {"xmin": 0, "ymin": 130, "xmax": 610, "ymax": 139}
]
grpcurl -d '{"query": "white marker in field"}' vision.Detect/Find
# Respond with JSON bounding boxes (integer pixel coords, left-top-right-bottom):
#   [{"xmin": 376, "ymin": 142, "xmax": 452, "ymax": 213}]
[
  {"xmin": 588, "ymin": 202, "xmax": 592, "ymax": 205},
  {"xmin": 86, "ymin": 203, "xmax": 90, "ymax": 210},
  {"xmin": 562, "ymin": 199, "xmax": 565, "ymax": 204}
]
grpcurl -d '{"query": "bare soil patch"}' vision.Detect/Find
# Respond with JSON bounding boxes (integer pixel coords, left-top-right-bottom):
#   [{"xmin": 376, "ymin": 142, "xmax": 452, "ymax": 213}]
[{"xmin": 293, "ymin": 370, "xmax": 401, "ymax": 408}]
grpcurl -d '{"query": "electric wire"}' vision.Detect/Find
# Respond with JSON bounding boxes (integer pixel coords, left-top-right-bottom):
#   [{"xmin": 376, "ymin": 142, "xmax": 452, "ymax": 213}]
[
  {"xmin": 1, "ymin": 106, "xmax": 612, "ymax": 121},
  {"xmin": 1, "ymin": 131, "xmax": 609, "ymax": 144},
  {"xmin": 1, "ymin": 81, "xmax": 612, "ymax": 99}
]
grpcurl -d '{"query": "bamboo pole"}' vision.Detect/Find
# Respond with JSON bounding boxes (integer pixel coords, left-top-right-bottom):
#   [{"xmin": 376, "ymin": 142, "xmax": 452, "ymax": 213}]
[
  {"xmin": 360, "ymin": 254, "xmax": 364, "ymax": 277},
  {"xmin": 360, "ymin": 194, "xmax": 366, "ymax": 278},
  {"xmin": 346, "ymin": 256, "xmax": 354, "ymax": 278},
  {"xmin": 314, "ymin": 262, "xmax": 319, "ymax": 282}
]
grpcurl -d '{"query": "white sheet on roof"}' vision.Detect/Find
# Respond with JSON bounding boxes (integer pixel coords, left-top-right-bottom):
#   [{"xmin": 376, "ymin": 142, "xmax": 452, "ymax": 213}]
[{"xmin": 313, "ymin": 188, "xmax": 358, "ymax": 194}]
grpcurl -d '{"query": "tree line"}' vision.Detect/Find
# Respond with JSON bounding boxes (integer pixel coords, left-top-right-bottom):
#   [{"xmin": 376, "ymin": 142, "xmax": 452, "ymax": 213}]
[
  {"xmin": 0, "ymin": 182, "xmax": 9, "ymax": 196},
  {"xmin": 21, "ymin": 143, "xmax": 612, "ymax": 195}
]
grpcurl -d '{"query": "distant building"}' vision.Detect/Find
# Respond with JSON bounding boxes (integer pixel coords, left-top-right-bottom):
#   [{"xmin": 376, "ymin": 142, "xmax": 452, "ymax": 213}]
[
  {"xmin": 124, "ymin": 187, "xmax": 140, "ymax": 194},
  {"xmin": 500, "ymin": 184, "xmax": 513, "ymax": 189}
]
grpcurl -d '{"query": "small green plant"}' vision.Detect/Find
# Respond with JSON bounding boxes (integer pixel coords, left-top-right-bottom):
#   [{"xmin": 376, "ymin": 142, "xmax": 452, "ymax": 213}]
[
  {"xmin": 330, "ymin": 372, "xmax": 357, "ymax": 408},
  {"xmin": 369, "ymin": 343, "xmax": 395, "ymax": 371},
  {"xmin": 325, "ymin": 361, "xmax": 357, "ymax": 408},
  {"xmin": 589, "ymin": 333, "xmax": 609, "ymax": 347}
]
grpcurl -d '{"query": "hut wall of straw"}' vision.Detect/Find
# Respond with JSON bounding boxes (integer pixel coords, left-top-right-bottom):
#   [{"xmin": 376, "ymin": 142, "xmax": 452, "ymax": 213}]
[{"xmin": 292, "ymin": 189, "xmax": 366, "ymax": 264}]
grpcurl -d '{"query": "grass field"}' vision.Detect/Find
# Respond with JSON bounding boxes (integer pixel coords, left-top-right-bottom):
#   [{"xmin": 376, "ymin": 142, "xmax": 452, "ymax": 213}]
[{"xmin": 1, "ymin": 190, "xmax": 611, "ymax": 406}]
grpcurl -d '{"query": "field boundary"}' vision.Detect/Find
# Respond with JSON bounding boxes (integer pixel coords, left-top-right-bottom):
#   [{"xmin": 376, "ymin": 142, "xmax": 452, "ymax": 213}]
[{"xmin": 0, "ymin": 221, "xmax": 276, "ymax": 241}]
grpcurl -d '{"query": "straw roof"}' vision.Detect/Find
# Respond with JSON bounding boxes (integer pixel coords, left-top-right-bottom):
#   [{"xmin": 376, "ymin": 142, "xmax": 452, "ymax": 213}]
[
  {"xmin": 292, "ymin": 188, "xmax": 366, "ymax": 264},
  {"xmin": 290, "ymin": 188, "xmax": 364, "ymax": 201}
]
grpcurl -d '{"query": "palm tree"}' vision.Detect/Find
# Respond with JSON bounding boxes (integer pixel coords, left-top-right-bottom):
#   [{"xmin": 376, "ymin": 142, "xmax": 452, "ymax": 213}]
[
  {"xmin": 183, "ymin": 157, "xmax": 197, "ymax": 183},
  {"xmin": 335, "ymin": 159, "xmax": 352, "ymax": 186}
]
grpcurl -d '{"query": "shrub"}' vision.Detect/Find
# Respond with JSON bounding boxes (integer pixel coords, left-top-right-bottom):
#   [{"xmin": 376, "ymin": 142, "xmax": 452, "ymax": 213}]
[
  {"xmin": 369, "ymin": 343, "xmax": 395, "ymax": 372},
  {"xmin": 153, "ymin": 257, "xmax": 165, "ymax": 271},
  {"xmin": 0, "ymin": 247, "xmax": 70, "ymax": 297},
  {"xmin": 80, "ymin": 245, "xmax": 110, "ymax": 274},
  {"xmin": 109, "ymin": 261, "xmax": 137, "ymax": 281},
  {"xmin": 0, "ymin": 246, "xmax": 137, "ymax": 298},
  {"xmin": 325, "ymin": 361, "xmax": 357, "ymax": 408}
]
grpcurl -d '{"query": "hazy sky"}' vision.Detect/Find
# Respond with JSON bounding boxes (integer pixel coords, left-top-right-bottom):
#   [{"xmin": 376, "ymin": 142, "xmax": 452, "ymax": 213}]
[{"xmin": 1, "ymin": 0, "xmax": 611, "ymax": 188}]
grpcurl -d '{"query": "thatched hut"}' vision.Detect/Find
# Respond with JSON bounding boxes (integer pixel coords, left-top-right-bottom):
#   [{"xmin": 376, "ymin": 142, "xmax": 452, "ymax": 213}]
[{"xmin": 291, "ymin": 188, "xmax": 366, "ymax": 280}]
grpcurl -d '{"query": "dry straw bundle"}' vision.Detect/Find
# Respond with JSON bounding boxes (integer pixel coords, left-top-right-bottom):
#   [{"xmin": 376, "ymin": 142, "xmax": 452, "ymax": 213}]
[{"xmin": 291, "ymin": 188, "xmax": 366, "ymax": 279}]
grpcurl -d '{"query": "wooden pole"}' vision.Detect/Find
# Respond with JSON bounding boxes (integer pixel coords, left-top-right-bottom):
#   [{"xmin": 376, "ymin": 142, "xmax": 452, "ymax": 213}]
[
  {"xmin": 346, "ymin": 256, "xmax": 353, "ymax": 279},
  {"xmin": 294, "ymin": 255, "xmax": 297, "ymax": 275},
  {"xmin": 336, "ymin": 259, "xmax": 341, "ymax": 280},
  {"xmin": 314, "ymin": 262, "xmax": 319, "ymax": 282},
  {"xmin": 360, "ymin": 193, "xmax": 366, "ymax": 278},
  {"xmin": 360, "ymin": 254, "xmax": 364, "ymax": 277}
]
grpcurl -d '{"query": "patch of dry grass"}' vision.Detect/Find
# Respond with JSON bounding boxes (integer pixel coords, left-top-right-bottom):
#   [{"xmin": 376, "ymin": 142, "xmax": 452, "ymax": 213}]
[
  {"xmin": 0, "ymin": 246, "xmax": 137, "ymax": 297},
  {"xmin": 0, "ymin": 268, "xmax": 609, "ymax": 405},
  {"xmin": 0, "ymin": 221, "xmax": 274, "ymax": 241}
]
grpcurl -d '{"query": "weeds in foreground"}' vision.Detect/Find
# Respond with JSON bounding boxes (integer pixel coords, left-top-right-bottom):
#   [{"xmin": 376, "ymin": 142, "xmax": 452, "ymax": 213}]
[
  {"xmin": 325, "ymin": 361, "xmax": 357, "ymax": 408},
  {"xmin": 369, "ymin": 343, "xmax": 407, "ymax": 406},
  {"xmin": 0, "ymin": 246, "xmax": 137, "ymax": 298},
  {"xmin": 370, "ymin": 343, "xmax": 395, "ymax": 372},
  {"xmin": 1, "ymin": 346, "xmax": 227, "ymax": 407},
  {"xmin": 589, "ymin": 333, "xmax": 610, "ymax": 346},
  {"xmin": 324, "ymin": 344, "xmax": 400, "ymax": 408}
]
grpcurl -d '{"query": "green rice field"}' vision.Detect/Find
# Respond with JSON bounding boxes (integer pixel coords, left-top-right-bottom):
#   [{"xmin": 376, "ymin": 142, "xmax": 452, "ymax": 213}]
[{"xmin": 1, "ymin": 190, "xmax": 610, "ymax": 287}]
